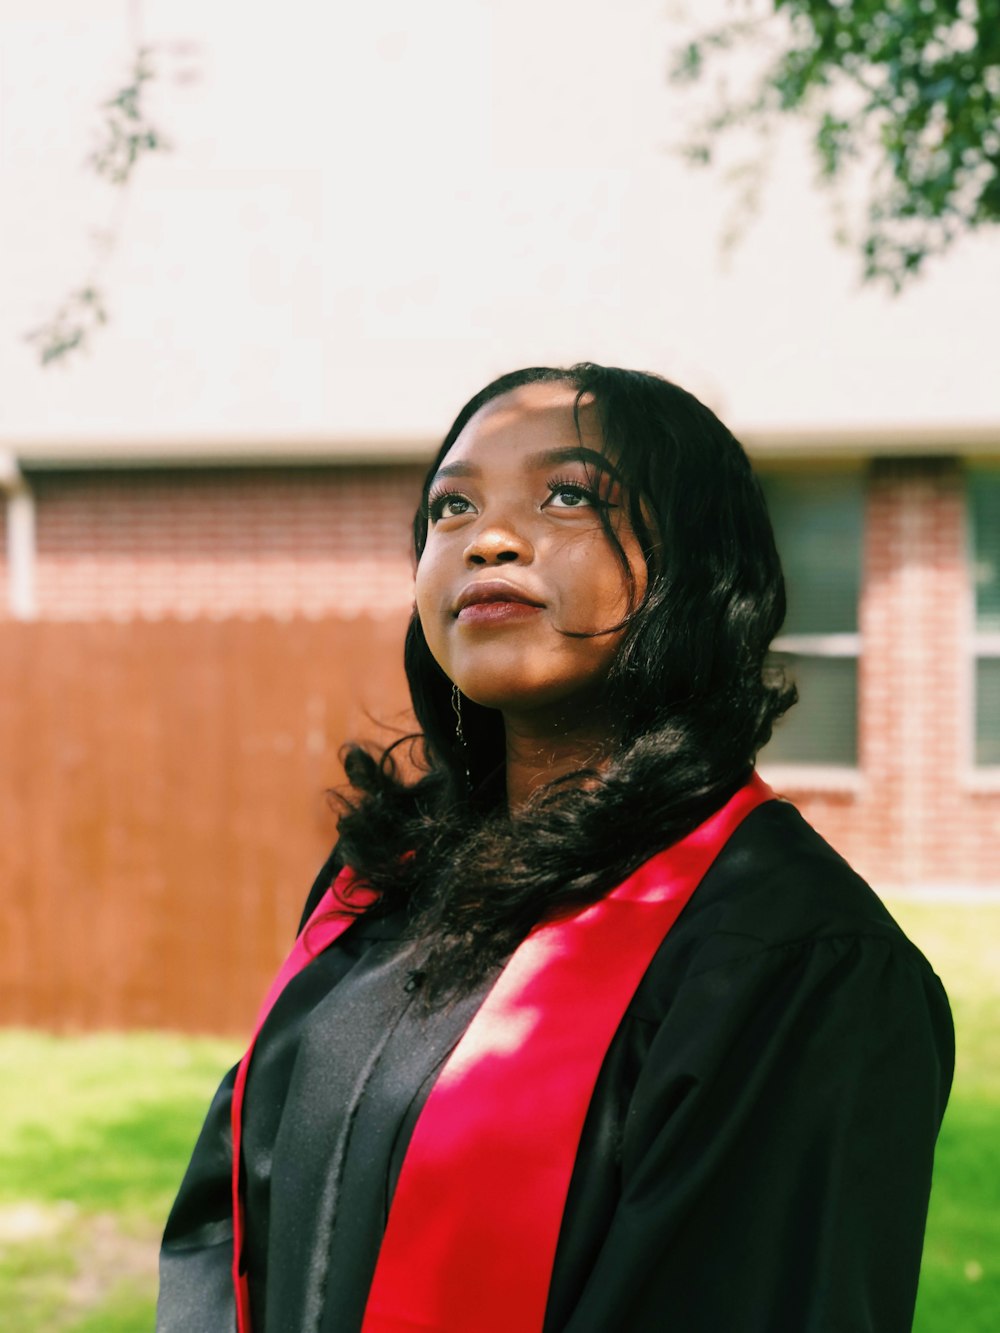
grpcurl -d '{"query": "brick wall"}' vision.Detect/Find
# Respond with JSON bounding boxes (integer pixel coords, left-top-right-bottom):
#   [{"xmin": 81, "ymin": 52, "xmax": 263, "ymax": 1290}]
[
  {"xmin": 2, "ymin": 453, "xmax": 999, "ymax": 1030},
  {"xmin": 2, "ymin": 456, "xmax": 998, "ymax": 900},
  {"xmin": 781, "ymin": 457, "xmax": 1000, "ymax": 888},
  {"xmin": 12, "ymin": 464, "xmax": 426, "ymax": 622}
]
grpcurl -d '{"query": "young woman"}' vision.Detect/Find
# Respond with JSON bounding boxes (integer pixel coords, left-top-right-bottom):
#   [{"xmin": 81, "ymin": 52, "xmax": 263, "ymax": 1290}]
[{"xmin": 158, "ymin": 364, "xmax": 953, "ymax": 1333}]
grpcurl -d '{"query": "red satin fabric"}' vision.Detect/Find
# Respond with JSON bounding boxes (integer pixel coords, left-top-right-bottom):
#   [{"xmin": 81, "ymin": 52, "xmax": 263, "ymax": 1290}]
[
  {"xmin": 361, "ymin": 774, "xmax": 773, "ymax": 1333},
  {"xmin": 231, "ymin": 774, "xmax": 774, "ymax": 1333}
]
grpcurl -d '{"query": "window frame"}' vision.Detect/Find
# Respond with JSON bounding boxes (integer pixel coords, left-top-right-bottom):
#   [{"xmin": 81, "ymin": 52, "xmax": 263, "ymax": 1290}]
[
  {"xmin": 965, "ymin": 464, "xmax": 1000, "ymax": 787},
  {"xmin": 755, "ymin": 464, "xmax": 864, "ymax": 791}
]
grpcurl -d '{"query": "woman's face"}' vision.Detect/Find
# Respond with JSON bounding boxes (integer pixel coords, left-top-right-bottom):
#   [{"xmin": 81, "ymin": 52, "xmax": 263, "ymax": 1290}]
[{"xmin": 415, "ymin": 381, "xmax": 648, "ymax": 720}]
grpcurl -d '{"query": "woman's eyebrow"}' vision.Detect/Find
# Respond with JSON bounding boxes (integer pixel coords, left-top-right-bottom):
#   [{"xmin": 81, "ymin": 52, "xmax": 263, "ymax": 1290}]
[
  {"xmin": 430, "ymin": 446, "xmax": 620, "ymax": 486},
  {"xmin": 431, "ymin": 460, "xmax": 478, "ymax": 481},
  {"xmin": 524, "ymin": 446, "xmax": 622, "ymax": 478}
]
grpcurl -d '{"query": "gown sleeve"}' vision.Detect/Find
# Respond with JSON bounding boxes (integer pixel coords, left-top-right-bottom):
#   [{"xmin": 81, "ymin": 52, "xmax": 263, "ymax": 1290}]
[
  {"xmin": 156, "ymin": 842, "xmax": 342, "ymax": 1333},
  {"xmin": 156, "ymin": 1062, "xmax": 238, "ymax": 1333},
  {"xmin": 558, "ymin": 932, "xmax": 954, "ymax": 1333}
]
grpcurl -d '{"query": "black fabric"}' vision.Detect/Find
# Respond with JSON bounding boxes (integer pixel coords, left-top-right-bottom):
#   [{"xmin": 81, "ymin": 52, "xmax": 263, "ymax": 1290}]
[
  {"xmin": 295, "ymin": 843, "xmax": 345, "ymax": 935},
  {"xmin": 158, "ymin": 800, "xmax": 953, "ymax": 1333},
  {"xmin": 157, "ymin": 1065, "xmax": 239, "ymax": 1333}
]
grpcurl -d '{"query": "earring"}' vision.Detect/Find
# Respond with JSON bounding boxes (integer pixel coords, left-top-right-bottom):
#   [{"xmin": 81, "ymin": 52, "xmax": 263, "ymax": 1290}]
[{"xmin": 451, "ymin": 683, "xmax": 471, "ymax": 790}]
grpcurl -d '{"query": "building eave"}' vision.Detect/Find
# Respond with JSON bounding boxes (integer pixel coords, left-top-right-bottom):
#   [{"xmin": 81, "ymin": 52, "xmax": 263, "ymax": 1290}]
[
  {"xmin": 4, "ymin": 434, "xmax": 442, "ymax": 470},
  {"xmin": 3, "ymin": 421, "xmax": 1000, "ymax": 469},
  {"xmin": 741, "ymin": 422, "xmax": 1000, "ymax": 460}
]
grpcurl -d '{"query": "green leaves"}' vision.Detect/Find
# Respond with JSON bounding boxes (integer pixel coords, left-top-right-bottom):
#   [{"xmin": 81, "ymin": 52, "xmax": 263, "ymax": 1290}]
[
  {"xmin": 816, "ymin": 112, "xmax": 856, "ymax": 177},
  {"xmin": 670, "ymin": 0, "xmax": 1000, "ymax": 289},
  {"xmin": 89, "ymin": 49, "xmax": 170, "ymax": 187},
  {"xmin": 27, "ymin": 46, "xmax": 171, "ymax": 367},
  {"xmin": 24, "ymin": 286, "xmax": 109, "ymax": 367}
]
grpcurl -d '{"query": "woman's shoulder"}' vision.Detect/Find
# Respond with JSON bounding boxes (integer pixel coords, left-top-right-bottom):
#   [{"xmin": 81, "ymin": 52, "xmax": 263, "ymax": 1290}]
[
  {"xmin": 631, "ymin": 796, "xmax": 946, "ymax": 1019},
  {"xmin": 295, "ymin": 842, "xmax": 346, "ymax": 934},
  {"xmin": 294, "ymin": 842, "xmax": 408, "ymax": 944},
  {"xmin": 696, "ymin": 795, "xmax": 905, "ymax": 946}
]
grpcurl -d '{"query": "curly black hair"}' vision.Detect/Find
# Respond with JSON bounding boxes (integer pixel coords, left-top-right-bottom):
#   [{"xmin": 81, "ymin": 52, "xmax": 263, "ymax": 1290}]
[{"xmin": 327, "ymin": 363, "xmax": 796, "ymax": 1000}]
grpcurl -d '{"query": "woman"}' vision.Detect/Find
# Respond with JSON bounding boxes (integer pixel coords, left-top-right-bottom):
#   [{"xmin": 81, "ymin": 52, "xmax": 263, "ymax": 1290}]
[{"xmin": 159, "ymin": 364, "xmax": 953, "ymax": 1333}]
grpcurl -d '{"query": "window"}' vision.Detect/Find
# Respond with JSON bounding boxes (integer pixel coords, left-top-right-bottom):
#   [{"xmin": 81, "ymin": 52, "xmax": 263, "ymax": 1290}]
[
  {"xmin": 970, "ymin": 470, "xmax": 1000, "ymax": 768},
  {"xmin": 757, "ymin": 472, "xmax": 863, "ymax": 770}
]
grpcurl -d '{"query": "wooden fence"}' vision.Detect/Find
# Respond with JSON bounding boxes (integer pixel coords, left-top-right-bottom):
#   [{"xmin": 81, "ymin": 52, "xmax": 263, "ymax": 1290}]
[{"xmin": 0, "ymin": 616, "xmax": 412, "ymax": 1034}]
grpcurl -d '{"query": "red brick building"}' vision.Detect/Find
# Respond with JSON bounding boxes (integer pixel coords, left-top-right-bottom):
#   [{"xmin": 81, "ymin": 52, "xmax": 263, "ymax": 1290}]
[
  {"xmin": 749, "ymin": 437, "xmax": 1000, "ymax": 889},
  {"xmin": 1, "ymin": 433, "xmax": 997, "ymax": 1030},
  {"xmin": 2, "ymin": 433, "xmax": 999, "ymax": 886}
]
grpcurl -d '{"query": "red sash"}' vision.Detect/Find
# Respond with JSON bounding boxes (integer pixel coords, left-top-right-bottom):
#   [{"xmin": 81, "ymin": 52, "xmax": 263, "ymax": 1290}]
[{"xmin": 232, "ymin": 773, "xmax": 773, "ymax": 1333}]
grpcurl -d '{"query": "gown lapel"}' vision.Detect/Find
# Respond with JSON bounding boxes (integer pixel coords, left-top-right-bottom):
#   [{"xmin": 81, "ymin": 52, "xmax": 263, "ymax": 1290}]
[
  {"xmin": 231, "ymin": 774, "xmax": 774, "ymax": 1333},
  {"xmin": 360, "ymin": 774, "xmax": 773, "ymax": 1333},
  {"xmin": 230, "ymin": 877, "xmax": 378, "ymax": 1333}
]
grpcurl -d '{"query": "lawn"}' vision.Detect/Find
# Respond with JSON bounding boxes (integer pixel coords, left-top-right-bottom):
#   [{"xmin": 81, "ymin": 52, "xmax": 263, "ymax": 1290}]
[
  {"xmin": 893, "ymin": 899, "xmax": 1000, "ymax": 1333},
  {"xmin": 1, "ymin": 900, "xmax": 997, "ymax": 1331},
  {"xmin": 0, "ymin": 1031, "xmax": 240, "ymax": 1331}
]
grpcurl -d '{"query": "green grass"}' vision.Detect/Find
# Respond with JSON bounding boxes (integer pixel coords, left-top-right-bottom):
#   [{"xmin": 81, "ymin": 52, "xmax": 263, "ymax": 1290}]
[
  {"xmin": 890, "ymin": 900, "xmax": 1000, "ymax": 1333},
  {"xmin": 0, "ymin": 1032, "xmax": 239, "ymax": 1331},
  {"xmin": 0, "ymin": 901, "xmax": 997, "ymax": 1331}
]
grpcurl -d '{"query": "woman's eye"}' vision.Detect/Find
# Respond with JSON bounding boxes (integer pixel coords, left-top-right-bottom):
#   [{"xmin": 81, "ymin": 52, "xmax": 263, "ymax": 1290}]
[
  {"xmin": 428, "ymin": 492, "xmax": 475, "ymax": 522},
  {"xmin": 546, "ymin": 483, "xmax": 594, "ymax": 509}
]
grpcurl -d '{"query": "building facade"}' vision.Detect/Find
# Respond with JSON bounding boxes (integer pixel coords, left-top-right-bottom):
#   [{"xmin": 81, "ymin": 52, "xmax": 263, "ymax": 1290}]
[
  {"xmin": 0, "ymin": 437, "xmax": 997, "ymax": 1031},
  {"xmin": 2, "ymin": 440, "xmax": 998, "ymax": 893},
  {"xmin": 753, "ymin": 449, "xmax": 1000, "ymax": 888}
]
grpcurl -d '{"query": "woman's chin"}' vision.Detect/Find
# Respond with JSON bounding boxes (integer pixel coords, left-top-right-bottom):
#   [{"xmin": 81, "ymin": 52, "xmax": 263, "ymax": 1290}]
[
  {"xmin": 458, "ymin": 675, "xmax": 554, "ymax": 712},
  {"xmin": 459, "ymin": 681, "xmax": 537, "ymax": 712},
  {"xmin": 458, "ymin": 677, "xmax": 605, "ymax": 722}
]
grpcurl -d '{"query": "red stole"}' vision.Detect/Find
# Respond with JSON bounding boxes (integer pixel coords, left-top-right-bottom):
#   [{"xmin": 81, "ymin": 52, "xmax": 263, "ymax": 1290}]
[{"xmin": 231, "ymin": 773, "xmax": 774, "ymax": 1333}]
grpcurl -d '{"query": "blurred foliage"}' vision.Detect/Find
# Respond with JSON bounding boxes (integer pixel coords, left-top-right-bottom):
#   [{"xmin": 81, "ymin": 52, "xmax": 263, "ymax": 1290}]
[
  {"xmin": 89, "ymin": 47, "xmax": 169, "ymax": 187},
  {"xmin": 24, "ymin": 286, "xmax": 108, "ymax": 369},
  {"xmin": 670, "ymin": 0, "xmax": 1000, "ymax": 289},
  {"xmin": 26, "ymin": 46, "xmax": 170, "ymax": 368}
]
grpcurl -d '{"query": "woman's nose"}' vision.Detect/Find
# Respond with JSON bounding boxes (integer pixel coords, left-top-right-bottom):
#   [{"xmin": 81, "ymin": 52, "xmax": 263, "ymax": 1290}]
[{"xmin": 463, "ymin": 523, "xmax": 533, "ymax": 567}]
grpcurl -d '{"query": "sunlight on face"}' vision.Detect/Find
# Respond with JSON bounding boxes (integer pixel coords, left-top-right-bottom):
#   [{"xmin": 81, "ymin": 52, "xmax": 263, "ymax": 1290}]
[{"xmin": 415, "ymin": 382, "xmax": 647, "ymax": 720}]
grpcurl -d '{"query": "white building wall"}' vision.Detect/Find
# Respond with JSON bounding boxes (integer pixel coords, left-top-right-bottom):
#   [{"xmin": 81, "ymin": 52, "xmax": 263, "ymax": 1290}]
[{"xmin": 1, "ymin": 0, "xmax": 998, "ymax": 449}]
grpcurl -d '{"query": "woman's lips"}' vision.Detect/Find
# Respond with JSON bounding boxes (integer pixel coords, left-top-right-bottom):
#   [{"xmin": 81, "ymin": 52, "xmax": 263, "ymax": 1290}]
[
  {"xmin": 453, "ymin": 579, "xmax": 545, "ymax": 624},
  {"xmin": 456, "ymin": 600, "xmax": 544, "ymax": 625}
]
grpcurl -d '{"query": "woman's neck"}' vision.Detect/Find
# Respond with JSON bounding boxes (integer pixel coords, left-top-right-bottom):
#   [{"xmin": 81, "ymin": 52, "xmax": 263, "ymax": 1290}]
[{"xmin": 502, "ymin": 707, "xmax": 615, "ymax": 813}]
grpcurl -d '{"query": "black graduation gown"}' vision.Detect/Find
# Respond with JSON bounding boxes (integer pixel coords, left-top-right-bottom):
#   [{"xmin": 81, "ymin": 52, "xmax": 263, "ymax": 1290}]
[{"xmin": 158, "ymin": 799, "xmax": 954, "ymax": 1333}]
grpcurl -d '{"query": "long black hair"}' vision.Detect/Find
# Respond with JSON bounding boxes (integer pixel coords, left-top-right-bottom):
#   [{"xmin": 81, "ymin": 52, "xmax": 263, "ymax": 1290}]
[{"xmin": 331, "ymin": 363, "xmax": 795, "ymax": 998}]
